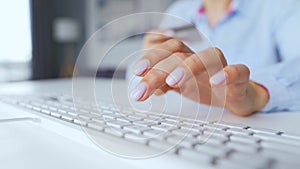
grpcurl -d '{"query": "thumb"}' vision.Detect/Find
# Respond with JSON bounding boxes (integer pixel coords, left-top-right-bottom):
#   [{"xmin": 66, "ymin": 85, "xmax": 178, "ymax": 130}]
[{"xmin": 210, "ymin": 64, "xmax": 250, "ymax": 86}]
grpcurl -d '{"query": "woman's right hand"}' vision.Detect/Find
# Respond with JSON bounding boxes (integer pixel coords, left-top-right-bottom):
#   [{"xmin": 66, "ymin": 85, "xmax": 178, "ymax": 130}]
[{"xmin": 131, "ymin": 30, "xmax": 269, "ymax": 116}]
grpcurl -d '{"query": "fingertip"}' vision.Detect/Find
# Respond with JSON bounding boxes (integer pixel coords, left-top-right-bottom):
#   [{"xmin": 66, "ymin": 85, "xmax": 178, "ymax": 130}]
[
  {"xmin": 166, "ymin": 68, "xmax": 184, "ymax": 86},
  {"xmin": 133, "ymin": 60, "xmax": 149, "ymax": 76},
  {"xmin": 130, "ymin": 82, "xmax": 147, "ymax": 101}
]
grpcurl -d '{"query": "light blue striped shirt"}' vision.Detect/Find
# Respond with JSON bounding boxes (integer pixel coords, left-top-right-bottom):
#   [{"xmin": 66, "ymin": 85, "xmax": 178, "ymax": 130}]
[{"xmin": 164, "ymin": 0, "xmax": 300, "ymax": 112}]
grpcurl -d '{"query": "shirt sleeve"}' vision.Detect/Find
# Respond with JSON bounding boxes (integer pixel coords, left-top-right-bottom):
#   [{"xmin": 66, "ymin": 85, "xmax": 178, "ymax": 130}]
[
  {"xmin": 251, "ymin": 0, "xmax": 300, "ymax": 112},
  {"xmin": 251, "ymin": 58, "xmax": 300, "ymax": 112}
]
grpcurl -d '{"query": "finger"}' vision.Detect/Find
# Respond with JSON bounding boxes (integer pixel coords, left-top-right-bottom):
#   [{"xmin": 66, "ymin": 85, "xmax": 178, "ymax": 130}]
[
  {"xmin": 211, "ymin": 65, "xmax": 251, "ymax": 116},
  {"xmin": 165, "ymin": 47, "xmax": 227, "ymax": 88},
  {"xmin": 154, "ymin": 84, "xmax": 170, "ymax": 96},
  {"xmin": 130, "ymin": 53, "xmax": 188, "ymax": 101},
  {"xmin": 133, "ymin": 38, "xmax": 192, "ymax": 76},
  {"xmin": 210, "ymin": 64, "xmax": 250, "ymax": 86},
  {"xmin": 143, "ymin": 29, "xmax": 174, "ymax": 47}
]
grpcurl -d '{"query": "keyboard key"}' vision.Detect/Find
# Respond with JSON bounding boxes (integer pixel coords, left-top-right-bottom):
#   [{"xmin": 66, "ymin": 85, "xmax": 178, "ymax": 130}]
[
  {"xmin": 124, "ymin": 133, "xmax": 149, "ymax": 144},
  {"xmin": 281, "ymin": 133, "xmax": 300, "ymax": 141},
  {"xmin": 91, "ymin": 117, "xmax": 107, "ymax": 125},
  {"xmin": 216, "ymin": 159, "xmax": 257, "ymax": 169},
  {"xmin": 254, "ymin": 133, "xmax": 300, "ymax": 146},
  {"xmin": 78, "ymin": 114, "xmax": 93, "ymax": 120},
  {"xmin": 203, "ymin": 128, "xmax": 231, "ymax": 137},
  {"xmin": 177, "ymin": 148, "xmax": 214, "ymax": 165},
  {"xmin": 195, "ymin": 143, "xmax": 232, "ymax": 158},
  {"xmin": 226, "ymin": 141, "xmax": 260, "ymax": 153},
  {"xmin": 115, "ymin": 117, "xmax": 132, "ymax": 123},
  {"xmin": 41, "ymin": 109, "xmax": 50, "ymax": 115},
  {"xmin": 61, "ymin": 114, "xmax": 74, "ymax": 122},
  {"xmin": 143, "ymin": 129, "xmax": 169, "ymax": 139},
  {"xmin": 260, "ymin": 148, "xmax": 300, "ymax": 165},
  {"xmin": 227, "ymin": 128, "xmax": 253, "ymax": 135},
  {"xmin": 203, "ymin": 123, "xmax": 229, "ymax": 130},
  {"xmin": 50, "ymin": 111, "xmax": 61, "ymax": 118},
  {"xmin": 67, "ymin": 111, "xmax": 77, "ymax": 117},
  {"xmin": 180, "ymin": 124, "xmax": 204, "ymax": 133},
  {"xmin": 199, "ymin": 136, "xmax": 228, "ymax": 146},
  {"xmin": 73, "ymin": 118, "xmax": 90, "ymax": 126},
  {"xmin": 166, "ymin": 135, "xmax": 199, "ymax": 148},
  {"xmin": 171, "ymin": 128, "xmax": 200, "ymax": 137},
  {"xmin": 230, "ymin": 134, "xmax": 260, "ymax": 144},
  {"xmin": 160, "ymin": 120, "xmax": 181, "ymax": 127},
  {"xmin": 106, "ymin": 121, "xmax": 131, "ymax": 129},
  {"xmin": 181, "ymin": 119, "xmax": 208, "ymax": 126},
  {"xmin": 88, "ymin": 122, "xmax": 105, "ymax": 131},
  {"xmin": 148, "ymin": 140, "xmax": 175, "ymax": 151},
  {"xmin": 126, "ymin": 115, "xmax": 143, "ymax": 121},
  {"xmin": 143, "ymin": 117, "xmax": 164, "ymax": 123},
  {"xmin": 151, "ymin": 124, "xmax": 178, "ymax": 132},
  {"xmin": 123, "ymin": 125, "xmax": 151, "ymax": 134},
  {"xmin": 104, "ymin": 127, "xmax": 128, "ymax": 137},
  {"xmin": 260, "ymin": 140, "xmax": 300, "ymax": 155},
  {"xmin": 102, "ymin": 114, "xmax": 121, "ymax": 120},
  {"xmin": 216, "ymin": 121, "xmax": 249, "ymax": 129},
  {"xmin": 32, "ymin": 106, "xmax": 41, "ymax": 112},
  {"xmin": 228, "ymin": 152, "xmax": 274, "ymax": 168},
  {"xmin": 247, "ymin": 127, "xmax": 281, "ymax": 135}
]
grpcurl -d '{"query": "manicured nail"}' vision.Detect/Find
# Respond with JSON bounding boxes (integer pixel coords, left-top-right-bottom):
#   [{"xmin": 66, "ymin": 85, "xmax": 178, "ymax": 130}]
[
  {"xmin": 133, "ymin": 60, "xmax": 149, "ymax": 75},
  {"xmin": 130, "ymin": 82, "xmax": 147, "ymax": 101},
  {"xmin": 210, "ymin": 71, "xmax": 227, "ymax": 85},
  {"xmin": 166, "ymin": 68, "xmax": 184, "ymax": 86},
  {"xmin": 164, "ymin": 30, "xmax": 175, "ymax": 37}
]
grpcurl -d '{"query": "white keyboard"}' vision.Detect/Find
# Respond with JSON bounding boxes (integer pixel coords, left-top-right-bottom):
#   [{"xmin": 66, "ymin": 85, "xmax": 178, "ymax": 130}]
[{"xmin": 1, "ymin": 94, "xmax": 300, "ymax": 169}]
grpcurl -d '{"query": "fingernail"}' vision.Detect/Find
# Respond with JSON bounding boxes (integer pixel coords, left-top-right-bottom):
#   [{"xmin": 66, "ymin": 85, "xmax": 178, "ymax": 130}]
[
  {"xmin": 210, "ymin": 71, "xmax": 227, "ymax": 85},
  {"xmin": 164, "ymin": 30, "xmax": 175, "ymax": 37},
  {"xmin": 166, "ymin": 68, "xmax": 184, "ymax": 86},
  {"xmin": 133, "ymin": 60, "xmax": 149, "ymax": 75},
  {"xmin": 130, "ymin": 82, "xmax": 147, "ymax": 101}
]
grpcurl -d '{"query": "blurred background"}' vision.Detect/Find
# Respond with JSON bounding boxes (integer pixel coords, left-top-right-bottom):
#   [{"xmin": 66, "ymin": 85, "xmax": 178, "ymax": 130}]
[{"xmin": 0, "ymin": 0, "xmax": 175, "ymax": 82}]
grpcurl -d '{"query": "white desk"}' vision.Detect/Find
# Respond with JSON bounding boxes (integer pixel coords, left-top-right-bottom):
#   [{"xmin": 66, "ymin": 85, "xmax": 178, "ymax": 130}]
[{"xmin": 0, "ymin": 78, "xmax": 299, "ymax": 169}]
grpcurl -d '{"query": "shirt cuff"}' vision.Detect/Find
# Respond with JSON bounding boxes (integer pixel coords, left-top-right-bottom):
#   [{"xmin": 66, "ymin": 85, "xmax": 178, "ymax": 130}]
[{"xmin": 250, "ymin": 72, "xmax": 293, "ymax": 112}]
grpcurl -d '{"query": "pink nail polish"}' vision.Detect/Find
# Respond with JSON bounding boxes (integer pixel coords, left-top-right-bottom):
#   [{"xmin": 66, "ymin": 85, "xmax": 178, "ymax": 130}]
[
  {"xmin": 133, "ymin": 60, "xmax": 149, "ymax": 75},
  {"xmin": 166, "ymin": 68, "xmax": 184, "ymax": 86},
  {"xmin": 130, "ymin": 82, "xmax": 147, "ymax": 101},
  {"xmin": 210, "ymin": 71, "xmax": 226, "ymax": 85}
]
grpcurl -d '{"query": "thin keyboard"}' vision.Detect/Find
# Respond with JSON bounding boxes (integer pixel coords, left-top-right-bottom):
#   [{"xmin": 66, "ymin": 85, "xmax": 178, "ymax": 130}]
[{"xmin": 1, "ymin": 94, "xmax": 300, "ymax": 169}]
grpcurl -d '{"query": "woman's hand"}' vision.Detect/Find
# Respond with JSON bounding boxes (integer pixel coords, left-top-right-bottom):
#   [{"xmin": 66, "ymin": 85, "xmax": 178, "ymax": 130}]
[{"xmin": 131, "ymin": 32, "xmax": 269, "ymax": 116}]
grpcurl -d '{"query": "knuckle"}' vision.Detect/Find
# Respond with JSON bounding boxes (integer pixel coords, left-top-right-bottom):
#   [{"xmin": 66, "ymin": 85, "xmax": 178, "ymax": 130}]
[
  {"xmin": 207, "ymin": 47, "xmax": 227, "ymax": 66},
  {"xmin": 172, "ymin": 52, "xmax": 186, "ymax": 60},
  {"xmin": 231, "ymin": 65, "xmax": 241, "ymax": 79},
  {"xmin": 241, "ymin": 64, "xmax": 250, "ymax": 76},
  {"xmin": 144, "ymin": 69, "xmax": 166, "ymax": 84},
  {"xmin": 183, "ymin": 55, "xmax": 204, "ymax": 73},
  {"xmin": 166, "ymin": 39, "xmax": 184, "ymax": 51}
]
